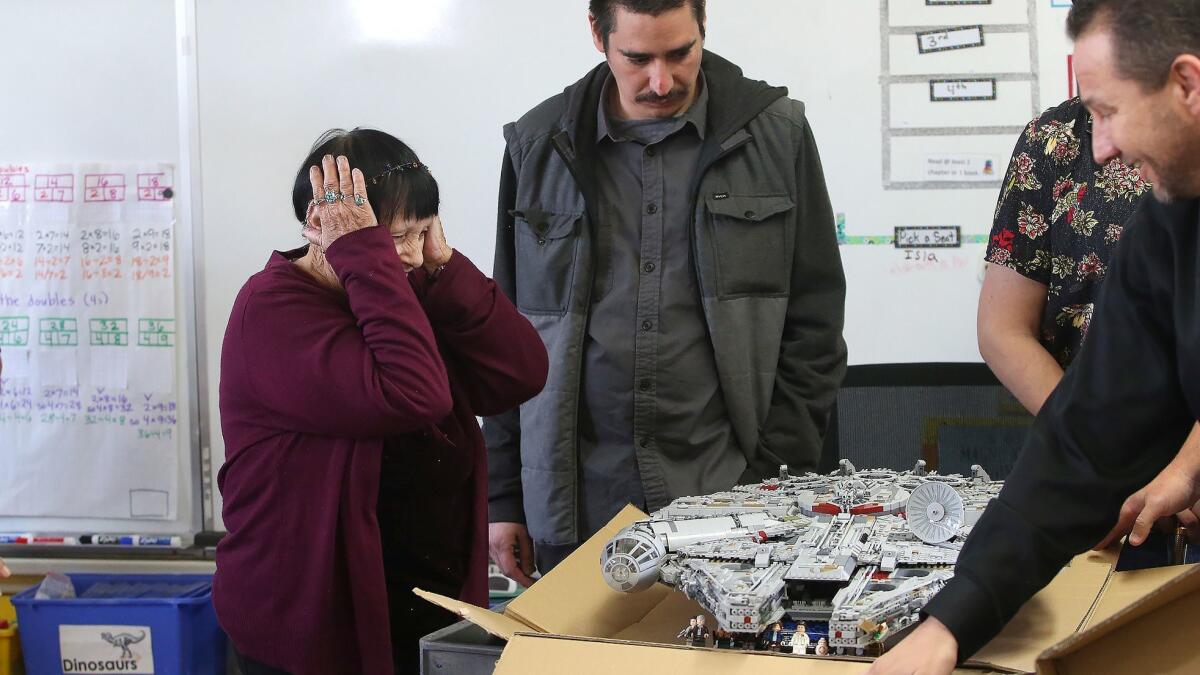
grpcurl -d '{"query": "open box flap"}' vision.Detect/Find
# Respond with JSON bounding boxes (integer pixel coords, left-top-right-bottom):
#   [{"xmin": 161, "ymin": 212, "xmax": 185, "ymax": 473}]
[
  {"xmin": 412, "ymin": 588, "xmax": 535, "ymax": 642},
  {"xmin": 1035, "ymin": 563, "xmax": 1200, "ymax": 675},
  {"xmin": 504, "ymin": 504, "xmax": 674, "ymax": 637},
  {"xmin": 966, "ymin": 558, "xmax": 1111, "ymax": 673},
  {"xmin": 1082, "ymin": 562, "xmax": 1196, "ymax": 630}
]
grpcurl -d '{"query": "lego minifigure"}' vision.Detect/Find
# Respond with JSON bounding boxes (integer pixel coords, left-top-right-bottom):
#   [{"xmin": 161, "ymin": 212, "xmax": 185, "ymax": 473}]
[
  {"xmin": 676, "ymin": 617, "xmax": 697, "ymax": 644},
  {"xmin": 794, "ymin": 622, "xmax": 811, "ymax": 654},
  {"xmin": 692, "ymin": 615, "xmax": 711, "ymax": 647}
]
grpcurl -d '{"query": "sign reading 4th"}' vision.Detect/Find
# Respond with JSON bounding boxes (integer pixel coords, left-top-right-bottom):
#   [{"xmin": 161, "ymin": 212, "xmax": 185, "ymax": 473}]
[{"xmin": 138, "ymin": 319, "xmax": 175, "ymax": 347}]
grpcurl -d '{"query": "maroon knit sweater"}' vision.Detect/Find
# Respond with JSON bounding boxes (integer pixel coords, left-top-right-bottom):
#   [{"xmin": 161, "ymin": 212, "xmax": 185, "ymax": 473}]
[{"xmin": 215, "ymin": 225, "xmax": 547, "ymax": 674}]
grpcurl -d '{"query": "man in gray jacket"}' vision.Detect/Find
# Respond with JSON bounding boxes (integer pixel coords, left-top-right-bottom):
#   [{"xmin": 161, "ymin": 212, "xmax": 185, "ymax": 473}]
[{"xmin": 485, "ymin": 0, "xmax": 847, "ymax": 586}]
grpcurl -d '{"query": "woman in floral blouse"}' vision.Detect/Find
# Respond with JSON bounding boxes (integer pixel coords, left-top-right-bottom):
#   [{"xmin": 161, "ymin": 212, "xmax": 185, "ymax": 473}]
[
  {"xmin": 978, "ymin": 96, "xmax": 1150, "ymax": 413},
  {"xmin": 979, "ymin": 96, "xmax": 1199, "ymax": 536}
]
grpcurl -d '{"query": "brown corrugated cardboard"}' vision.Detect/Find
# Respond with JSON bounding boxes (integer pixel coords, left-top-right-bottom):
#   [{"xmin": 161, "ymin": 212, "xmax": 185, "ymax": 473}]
[
  {"xmin": 969, "ymin": 560, "xmax": 1111, "ymax": 673},
  {"xmin": 1081, "ymin": 562, "xmax": 1195, "ymax": 630},
  {"xmin": 610, "ymin": 586, "xmax": 718, "ymax": 644},
  {"xmin": 495, "ymin": 633, "xmax": 868, "ymax": 674},
  {"xmin": 414, "ymin": 505, "xmax": 695, "ymax": 641},
  {"xmin": 416, "ymin": 506, "xmax": 1194, "ymax": 674},
  {"xmin": 1036, "ymin": 563, "xmax": 1200, "ymax": 675},
  {"xmin": 493, "ymin": 633, "xmax": 1010, "ymax": 674},
  {"xmin": 501, "ymin": 505, "xmax": 679, "ymax": 638},
  {"xmin": 414, "ymin": 588, "xmax": 531, "ymax": 641}
]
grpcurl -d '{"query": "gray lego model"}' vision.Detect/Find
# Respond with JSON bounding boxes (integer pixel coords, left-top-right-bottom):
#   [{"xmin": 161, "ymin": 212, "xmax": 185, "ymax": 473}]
[{"xmin": 600, "ymin": 460, "xmax": 1002, "ymax": 655}]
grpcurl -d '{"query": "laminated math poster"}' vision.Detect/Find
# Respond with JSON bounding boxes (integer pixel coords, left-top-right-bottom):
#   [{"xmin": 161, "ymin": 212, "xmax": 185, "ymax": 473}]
[{"xmin": 0, "ymin": 162, "xmax": 179, "ymax": 519}]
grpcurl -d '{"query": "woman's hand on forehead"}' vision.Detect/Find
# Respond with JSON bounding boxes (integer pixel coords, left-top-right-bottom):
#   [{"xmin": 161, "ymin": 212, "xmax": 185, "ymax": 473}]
[{"xmin": 308, "ymin": 154, "xmax": 377, "ymax": 251}]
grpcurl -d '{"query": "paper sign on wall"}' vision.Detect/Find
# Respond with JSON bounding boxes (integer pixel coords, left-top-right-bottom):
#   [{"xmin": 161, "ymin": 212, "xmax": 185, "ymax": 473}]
[{"xmin": 924, "ymin": 153, "xmax": 1001, "ymax": 182}]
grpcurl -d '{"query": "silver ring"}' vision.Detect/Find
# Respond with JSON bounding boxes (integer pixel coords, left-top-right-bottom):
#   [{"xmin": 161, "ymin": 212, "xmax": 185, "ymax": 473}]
[
  {"xmin": 353, "ymin": 193, "xmax": 366, "ymax": 206},
  {"xmin": 323, "ymin": 188, "xmax": 338, "ymax": 204}
]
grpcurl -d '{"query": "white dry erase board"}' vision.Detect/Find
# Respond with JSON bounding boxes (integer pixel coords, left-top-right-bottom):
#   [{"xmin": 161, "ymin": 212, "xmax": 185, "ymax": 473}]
[
  {"xmin": 0, "ymin": 0, "xmax": 202, "ymax": 537},
  {"xmin": 1, "ymin": 1, "xmax": 1077, "ymax": 532}
]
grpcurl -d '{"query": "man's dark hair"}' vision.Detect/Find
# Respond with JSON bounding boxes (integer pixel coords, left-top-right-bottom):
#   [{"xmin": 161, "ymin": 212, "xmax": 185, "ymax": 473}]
[
  {"xmin": 291, "ymin": 127, "xmax": 439, "ymax": 226},
  {"xmin": 589, "ymin": 0, "xmax": 706, "ymax": 47},
  {"xmin": 1068, "ymin": 0, "xmax": 1200, "ymax": 89}
]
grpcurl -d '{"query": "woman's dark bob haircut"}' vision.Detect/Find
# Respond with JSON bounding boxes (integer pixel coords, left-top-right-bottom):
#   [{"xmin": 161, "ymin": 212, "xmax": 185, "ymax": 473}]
[{"xmin": 291, "ymin": 127, "xmax": 439, "ymax": 226}]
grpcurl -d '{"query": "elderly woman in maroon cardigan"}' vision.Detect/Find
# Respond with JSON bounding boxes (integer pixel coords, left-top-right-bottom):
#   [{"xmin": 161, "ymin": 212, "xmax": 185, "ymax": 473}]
[{"xmin": 215, "ymin": 129, "xmax": 548, "ymax": 675}]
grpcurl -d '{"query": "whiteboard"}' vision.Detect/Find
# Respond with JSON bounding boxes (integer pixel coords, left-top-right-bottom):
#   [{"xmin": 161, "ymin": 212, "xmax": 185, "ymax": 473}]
[
  {"xmin": 0, "ymin": 0, "xmax": 200, "ymax": 535},
  {"xmin": 191, "ymin": 0, "xmax": 1076, "ymax": 529}
]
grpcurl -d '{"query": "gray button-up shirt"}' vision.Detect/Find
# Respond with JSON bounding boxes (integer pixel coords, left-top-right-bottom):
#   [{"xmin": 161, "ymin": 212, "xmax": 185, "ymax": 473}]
[{"xmin": 578, "ymin": 74, "xmax": 744, "ymax": 537}]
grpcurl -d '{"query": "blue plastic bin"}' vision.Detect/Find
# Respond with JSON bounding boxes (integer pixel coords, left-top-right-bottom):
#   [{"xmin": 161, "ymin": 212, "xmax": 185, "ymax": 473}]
[{"xmin": 11, "ymin": 574, "xmax": 225, "ymax": 675}]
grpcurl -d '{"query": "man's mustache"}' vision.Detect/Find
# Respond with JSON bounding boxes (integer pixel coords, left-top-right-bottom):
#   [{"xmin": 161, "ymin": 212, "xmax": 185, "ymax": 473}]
[{"xmin": 635, "ymin": 87, "xmax": 688, "ymax": 104}]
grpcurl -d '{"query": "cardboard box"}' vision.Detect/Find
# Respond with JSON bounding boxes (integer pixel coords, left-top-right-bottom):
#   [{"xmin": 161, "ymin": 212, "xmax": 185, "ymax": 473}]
[
  {"xmin": 1037, "ymin": 561, "xmax": 1200, "ymax": 675},
  {"xmin": 418, "ymin": 506, "xmax": 1199, "ymax": 674}
]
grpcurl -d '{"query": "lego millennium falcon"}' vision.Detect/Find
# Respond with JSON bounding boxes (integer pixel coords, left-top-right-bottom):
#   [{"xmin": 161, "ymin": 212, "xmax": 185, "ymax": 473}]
[{"xmin": 600, "ymin": 460, "xmax": 1001, "ymax": 655}]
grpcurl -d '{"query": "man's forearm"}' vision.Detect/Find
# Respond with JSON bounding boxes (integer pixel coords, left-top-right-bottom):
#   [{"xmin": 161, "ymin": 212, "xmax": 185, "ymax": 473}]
[{"xmin": 1175, "ymin": 423, "xmax": 1200, "ymax": 476}]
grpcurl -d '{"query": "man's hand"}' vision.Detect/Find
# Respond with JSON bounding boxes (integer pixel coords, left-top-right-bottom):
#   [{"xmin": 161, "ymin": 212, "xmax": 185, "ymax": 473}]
[
  {"xmin": 1178, "ymin": 500, "xmax": 1200, "ymax": 544},
  {"xmin": 489, "ymin": 522, "xmax": 537, "ymax": 588},
  {"xmin": 1096, "ymin": 460, "xmax": 1200, "ymax": 549},
  {"xmin": 866, "ymin": 617, "xmax": 957, "ymax": 675}
]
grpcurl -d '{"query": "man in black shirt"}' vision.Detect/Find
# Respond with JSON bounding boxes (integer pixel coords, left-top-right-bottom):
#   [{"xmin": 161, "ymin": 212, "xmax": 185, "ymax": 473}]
[{"xmin": 871, "ymin": 1, "xmax": 1200, "ymax": 672}]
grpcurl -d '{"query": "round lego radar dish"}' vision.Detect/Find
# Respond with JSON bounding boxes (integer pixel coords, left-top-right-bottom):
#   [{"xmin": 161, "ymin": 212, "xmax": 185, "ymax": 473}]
[{"xmin": 906, "ymin": 481, "xmax": 965, "ymax": 544}]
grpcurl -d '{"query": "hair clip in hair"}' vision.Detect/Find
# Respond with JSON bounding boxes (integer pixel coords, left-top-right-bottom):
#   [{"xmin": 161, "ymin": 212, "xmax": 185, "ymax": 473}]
[{"xmin": 368, "ymin": 161, "xmax": 428, "ymax": 185}]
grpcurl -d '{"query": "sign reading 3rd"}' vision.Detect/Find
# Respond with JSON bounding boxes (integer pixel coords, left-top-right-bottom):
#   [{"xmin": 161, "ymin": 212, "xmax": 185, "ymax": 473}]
[
  {"xmin": 138, "ymin": 319, "xmax": 174, "ymax": 347},
  {"xmin": 916, "ymin": 25, "xmax": 985, "ymax": 54}
]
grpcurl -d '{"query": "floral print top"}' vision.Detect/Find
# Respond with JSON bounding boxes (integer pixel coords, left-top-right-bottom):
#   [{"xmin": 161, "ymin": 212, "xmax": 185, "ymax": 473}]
[{"xmin": 985, "ymin": 98, "xmax": 1151, "ymax": 366}]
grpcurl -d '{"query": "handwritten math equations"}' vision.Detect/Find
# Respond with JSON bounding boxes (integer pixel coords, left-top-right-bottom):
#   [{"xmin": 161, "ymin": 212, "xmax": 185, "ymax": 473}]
[{"xmin": 0, "ymin": 163, "xmax": 178, "ymax": 519}]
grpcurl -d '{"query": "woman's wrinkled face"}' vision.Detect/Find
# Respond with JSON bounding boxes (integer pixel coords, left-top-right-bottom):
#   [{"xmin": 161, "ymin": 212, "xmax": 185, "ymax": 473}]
[{"xmin": 387, "ymin": 215, "xmax": 435, "ymax": 272}]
